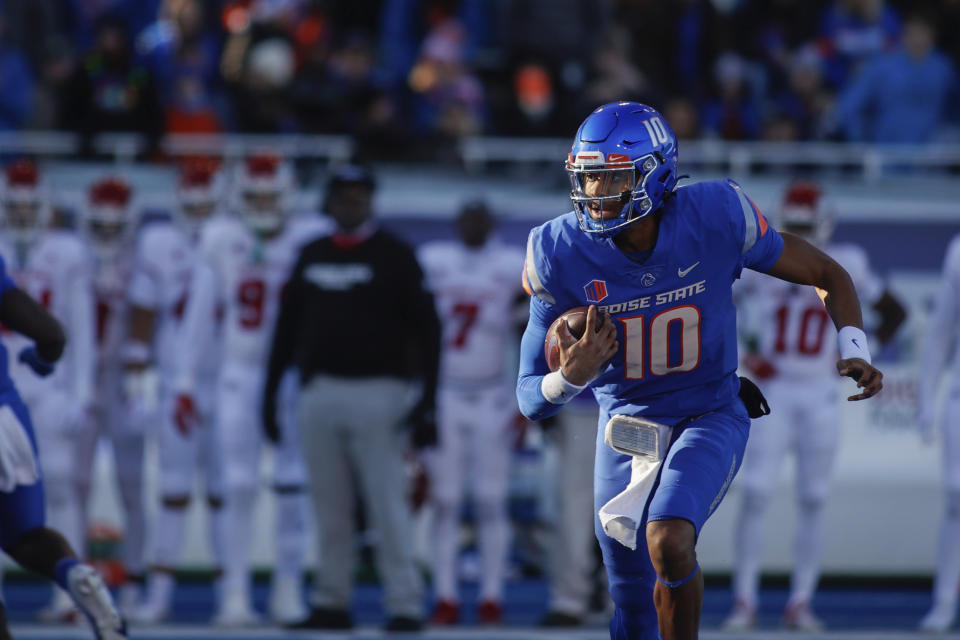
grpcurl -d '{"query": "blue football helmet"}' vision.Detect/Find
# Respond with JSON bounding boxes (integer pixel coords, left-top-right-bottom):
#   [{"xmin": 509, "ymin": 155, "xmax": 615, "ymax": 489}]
[{"xmin": 566, "ymin": 102, "xmax": 679, "ymax": 237}]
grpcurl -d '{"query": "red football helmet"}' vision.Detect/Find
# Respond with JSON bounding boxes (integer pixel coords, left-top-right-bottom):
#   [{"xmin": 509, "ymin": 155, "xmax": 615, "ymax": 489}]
[
  {"xmin": 178, "ymin": 158, "xmax": 223, "ymax": 230},
  {"xmin": 87, "ymin": 175, "xmax": 133, "ymax": 257},
  {"xmin": 2, "ymin": 159, "xmax": 46, "ymax": 243},
  {"xmin": 232, "ymin": 152, "xmax": 292, "ymax": 235},
  {"xmin": 779, "ymin": 180, "xmax": 834, "ymax": 245}
]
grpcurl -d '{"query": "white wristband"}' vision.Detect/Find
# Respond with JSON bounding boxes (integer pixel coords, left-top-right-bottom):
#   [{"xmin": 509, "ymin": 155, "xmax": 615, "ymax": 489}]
[
  {"xmin": 541, "ymin": 370, "xmax": 588, "ymax": 405},
  {"xmin": 837, "ymin": 326, "xmax": 871, "ymax": 364}
]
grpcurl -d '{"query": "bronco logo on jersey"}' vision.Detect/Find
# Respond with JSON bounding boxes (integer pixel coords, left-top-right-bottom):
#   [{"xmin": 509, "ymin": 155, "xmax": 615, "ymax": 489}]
[{"xmin": 584, "ymin": 279, "xmax": 608, "ymax": 303}]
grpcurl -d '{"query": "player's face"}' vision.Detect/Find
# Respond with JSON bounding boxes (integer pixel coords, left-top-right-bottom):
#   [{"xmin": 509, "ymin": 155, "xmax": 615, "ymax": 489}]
[
  {"xmin": 327, "ymin": 184, "xmax": 373, "ymax": 230},
  {"xmin": 4, "ymin": 201, "xmax": 39, "ymax": 231},
  {"xmin": 243, "ymin": 191, "xmax": 281, "ymax": 214},
  {"xmin": 579, "ymin": 169, "xmax": 635, "ymax": 220},
  {"xmin": 182, "ymin": 200, "xmax": 216, "ymax": 222},
  {"xmin": 457, "ymin": 207, "xmax": 492, "ymax": 247}
]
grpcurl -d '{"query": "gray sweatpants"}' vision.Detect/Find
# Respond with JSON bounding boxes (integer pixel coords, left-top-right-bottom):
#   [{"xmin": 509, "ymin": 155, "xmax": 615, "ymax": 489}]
[{"xmin": 298, "ymin": 375, "xmax": 423, "ymax": 618}]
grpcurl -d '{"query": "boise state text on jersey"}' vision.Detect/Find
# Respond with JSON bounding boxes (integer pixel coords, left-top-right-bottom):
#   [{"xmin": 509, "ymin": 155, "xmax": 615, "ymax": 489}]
[{"xmin": 521, "ymin": 179, "xmax": 783, "ymax": 418}]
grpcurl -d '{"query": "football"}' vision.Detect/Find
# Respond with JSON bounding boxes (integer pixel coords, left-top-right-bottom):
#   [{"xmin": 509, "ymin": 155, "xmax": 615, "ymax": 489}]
[{"xmin": 544, "ymin": 306, "xmax": 604, "ymax": 371}]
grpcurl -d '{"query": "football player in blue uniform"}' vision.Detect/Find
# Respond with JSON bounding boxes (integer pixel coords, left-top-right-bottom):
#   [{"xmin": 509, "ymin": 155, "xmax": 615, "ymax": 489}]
[
  {"xmin": 0, "ymin": 253, "xmax": 126, "ymax": 640},
  {"xmin": 516, "ymin": 101, "xmax": 882, "ymax": 640}
]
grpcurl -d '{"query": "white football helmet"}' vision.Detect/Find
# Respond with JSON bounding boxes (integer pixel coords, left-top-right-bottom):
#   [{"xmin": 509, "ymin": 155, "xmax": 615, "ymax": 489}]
[
  {"xmin": 2, "ymin": 159, "xmax": 48, "ymax": 245},
  {"xmin": 86, "ymin": 175, "xmax": 133, "ymax": 259},
  {"xmin": 778, "ymin": 180, "xmax": 834, "ymax": 246},
  {"xmin": 177, "ymin": 158, "xmax": 223, "ymax": 235},
  {"xmin": 232, "ymin": 152, "xmax": 292, "ymax": 236}
]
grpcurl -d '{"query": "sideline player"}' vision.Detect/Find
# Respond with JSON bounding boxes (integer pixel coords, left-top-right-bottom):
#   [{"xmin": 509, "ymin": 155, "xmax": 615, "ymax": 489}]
[
  {"xmin": 0, "ymin": 246, "xmax": 126, "ymax": 640},
  {"xmin": 126, "ymin": 160, "xmax": 227, "ymax": 624},
  {"xmin": 174, "ymin": 153, "xmax": 328, "ymax": 625},
  {"xmin": 516, "ymin": 101, "xmax": 883, "ymax": 640},
  {"xmin": 76, "ymin": 175, "xmax": 147, "ymax": 614},
  {"xmin": 916, "ymin": 232, "xmax": 960, "ymax": 633},
  {"xmin": 723, "ymin": 181, "xmax": 906, "ymax": 631},
  {"xmin": 0, "ymin": 160, "xmax": 97, "ymax": 621},
  {"xmin": 418, "ymin": 201, "xmax": 525, "ymax": 625}
]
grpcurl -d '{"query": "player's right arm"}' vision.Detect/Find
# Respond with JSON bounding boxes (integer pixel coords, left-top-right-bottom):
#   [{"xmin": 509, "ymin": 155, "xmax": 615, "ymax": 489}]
[
  {"xmin": 764, "ymin": 231, "xmax": 882, "ymax": 400},
  {"xmin": 516, "ymin": 226, "xmax": 616, "ymax": 420}
]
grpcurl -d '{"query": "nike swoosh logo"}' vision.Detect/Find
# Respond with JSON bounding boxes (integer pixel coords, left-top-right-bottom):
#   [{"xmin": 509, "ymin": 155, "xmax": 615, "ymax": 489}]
[
  {"xmin": 678, "ymin": 261, "xmax": 700, "ymax": 277},
  {"xmin": 852, "ymin": 338, "xmax": 861, "ymax": 349}
]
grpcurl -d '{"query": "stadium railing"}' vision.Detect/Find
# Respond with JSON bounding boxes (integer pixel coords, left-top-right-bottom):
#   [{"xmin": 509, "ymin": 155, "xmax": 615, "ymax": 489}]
[{"xmin": 3, "ymin": 131, "xmax": 960, "ymax": 180}]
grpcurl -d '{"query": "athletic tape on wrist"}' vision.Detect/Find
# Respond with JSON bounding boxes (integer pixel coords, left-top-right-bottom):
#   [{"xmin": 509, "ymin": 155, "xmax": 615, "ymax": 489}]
[
  {"xmin": 837, "ymin": 326, "xmax": 871, "ymax": 364},
  {"xmin": 656, "ymin": 562, "xmax": 700, "ymax": 589},
  {"xmin": 541, "ymin": 370, "xmax": 587, "ymax": 405}
]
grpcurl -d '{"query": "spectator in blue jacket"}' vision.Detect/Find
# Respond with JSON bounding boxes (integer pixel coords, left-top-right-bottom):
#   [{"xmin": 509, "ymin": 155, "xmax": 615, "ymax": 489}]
[{"xmin": 834, "ymin": 11, "xmax": 957, "ymax": 143}]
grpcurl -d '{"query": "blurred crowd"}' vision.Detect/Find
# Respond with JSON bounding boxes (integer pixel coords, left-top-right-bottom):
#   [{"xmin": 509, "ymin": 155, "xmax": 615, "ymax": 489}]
[{"xmin": 1, "ymin": 0, "xmax": 959, "ymax": 162}]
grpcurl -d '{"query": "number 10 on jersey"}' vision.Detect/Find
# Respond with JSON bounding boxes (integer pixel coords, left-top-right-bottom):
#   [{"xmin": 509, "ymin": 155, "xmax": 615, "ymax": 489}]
[{"xmin": 619, "ymin": 305, "xmax": 702, "ymax": 379}]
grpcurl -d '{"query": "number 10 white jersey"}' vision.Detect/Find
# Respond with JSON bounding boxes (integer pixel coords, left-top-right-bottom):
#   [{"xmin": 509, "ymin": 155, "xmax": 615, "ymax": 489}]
[{"xmin": 736, "ymin": 243, "xmax": 883, "ymax": 381}]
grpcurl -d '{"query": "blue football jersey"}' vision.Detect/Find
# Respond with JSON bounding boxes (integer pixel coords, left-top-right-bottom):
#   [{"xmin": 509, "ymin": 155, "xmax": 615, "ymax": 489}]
[{"xmin": 518, "ymin": 179, "xmax": 783, "ymax": 419}]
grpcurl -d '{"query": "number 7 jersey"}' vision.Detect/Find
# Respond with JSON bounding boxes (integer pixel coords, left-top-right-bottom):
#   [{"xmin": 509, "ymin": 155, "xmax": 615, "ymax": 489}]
[{"xmin": 518, "ymin": 179, "xmax": 784, "ymax": 419}]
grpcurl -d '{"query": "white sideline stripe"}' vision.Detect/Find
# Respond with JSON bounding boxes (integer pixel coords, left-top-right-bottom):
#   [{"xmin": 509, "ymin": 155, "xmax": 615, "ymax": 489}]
[{"xmin": 8, "ymin": 626, "xmax": 953, "ymax": 640}]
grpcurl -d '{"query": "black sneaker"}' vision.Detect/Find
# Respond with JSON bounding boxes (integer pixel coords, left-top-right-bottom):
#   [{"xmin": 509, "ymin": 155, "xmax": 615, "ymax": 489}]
[
  {"xmin": 286, "ymin": 606, "xmax": 354, "ymax": 630},
  {"xmin": 539, "ymin": 610, "xmax": 584, "ymax": 627},
  {"xmin": 385, "ymin": 615, "xmax": 423, "ymax": 632}
]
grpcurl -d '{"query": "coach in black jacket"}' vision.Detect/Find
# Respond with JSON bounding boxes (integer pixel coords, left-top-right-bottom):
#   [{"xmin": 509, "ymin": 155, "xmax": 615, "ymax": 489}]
[{"xmin": 262, "ymin": 165, "xmax": 440, "ymax": 632}]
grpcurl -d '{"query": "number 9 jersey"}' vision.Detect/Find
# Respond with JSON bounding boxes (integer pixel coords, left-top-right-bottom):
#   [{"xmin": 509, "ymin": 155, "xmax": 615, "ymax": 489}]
[{"xmin": 517, "ymin": 179, "xmax": 784, "ymax": 420}]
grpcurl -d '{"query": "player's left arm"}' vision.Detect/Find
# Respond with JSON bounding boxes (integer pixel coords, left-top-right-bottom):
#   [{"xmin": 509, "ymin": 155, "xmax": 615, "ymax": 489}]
[{"xmin": 764, "ymin": 231, "xmax": 882, "ymax": 400}]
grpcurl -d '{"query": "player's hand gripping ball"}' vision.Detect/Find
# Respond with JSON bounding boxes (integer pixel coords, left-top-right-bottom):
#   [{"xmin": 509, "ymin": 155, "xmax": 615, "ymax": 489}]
[{"xmin": 544, "ymin": 306, "xmax": 608, "ymax": 372}]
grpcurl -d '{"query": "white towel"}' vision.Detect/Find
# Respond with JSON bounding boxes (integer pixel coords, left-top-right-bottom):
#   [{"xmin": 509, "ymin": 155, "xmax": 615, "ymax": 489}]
[
  {"xmin": 598, "ymin": 416, "xmax": 673, "ymax": 550},
  {"xmin": 0, "ymin": 405, "xmax": 39, "ymax": 493}
]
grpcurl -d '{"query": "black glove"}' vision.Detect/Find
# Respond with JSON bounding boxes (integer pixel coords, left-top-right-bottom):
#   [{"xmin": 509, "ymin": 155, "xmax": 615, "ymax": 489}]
[
  {"xmin": 405, "ymin": 401, "xmax": 438, "ymax": 449},
  {"xmin": 262, "ymin": 395, "xmax": 280, "ymax": 444},
  {"xmin": 738, "ymin": 375, "xmax": 771, "ymax": 419}
]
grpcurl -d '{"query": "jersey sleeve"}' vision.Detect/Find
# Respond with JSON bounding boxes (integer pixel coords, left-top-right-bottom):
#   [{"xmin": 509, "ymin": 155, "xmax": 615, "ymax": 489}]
[
  {"xmin": 917, "ymin": 236, "xmax": 960, "ymax": 409},
  {"xmin": 173, "ymin": 254, "xmax": 220, "ymax": 393},
  {"xmin": 516, "ymin": 293, "xmax": 566, "ymax": 420},
  {"xmin": 522, "ymin": 226, "xmax": 558, "ymax": 308},
  {"xmin": 63, "ymin": 244, "xmax": 96, "ymax": 407},
  {"xmin": 725, "ymin": 180, "xmax": 784, "ymax": 273}
]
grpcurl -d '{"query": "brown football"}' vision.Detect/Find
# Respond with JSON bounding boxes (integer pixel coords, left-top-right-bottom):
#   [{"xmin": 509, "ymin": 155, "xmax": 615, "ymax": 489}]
[{"xmin": 544, "ymin": 306, "xmax": 604, "ymax": 371}]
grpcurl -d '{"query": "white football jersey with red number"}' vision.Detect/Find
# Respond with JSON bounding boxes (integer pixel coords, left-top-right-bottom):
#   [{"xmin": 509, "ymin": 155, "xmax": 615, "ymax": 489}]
[
  {"xmin": 127, "ymin": 220, "xmax": 198, "ymax": 377},
  {"xmin": 736, "ymin": 243, "xmax": 883, "ymax": 381},
  {"xmin": 0, "ymin": 230, "xmax": 96, "ymax": 407},
  {"xmin": 93, "ymin": 247, "xmax": 134, "ymax": 373},
  {"xmin": 176, "ymin": 213, "xmax": 330, "ymax": 386},
  {"xmin": 419, "ymin": 240, "xmax": 524, "ymax": 385}
]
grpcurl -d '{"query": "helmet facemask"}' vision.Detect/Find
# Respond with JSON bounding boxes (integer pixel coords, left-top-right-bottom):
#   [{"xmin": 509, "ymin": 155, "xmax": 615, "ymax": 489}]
[
  {"xmin": 2, "ymin": 160, "xmax": 45, "ymax": 246},
  {"xmin": 2, "ymin": 197, "xmax": 42, "ymax": 246},
  {"xmin": 240, "ymin": 188, "xmax": 285, "ymax": 236},
  {"xmin": 568, "ymin": 152, "xmax": 662, "ymax": 236},
  {"xmin": 86, "ymin": 177, "xmax": 132, "ymax": 260},
  {"xmin": 233, "ymin": 153, "xmax": 290, "ymax": 237}
]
